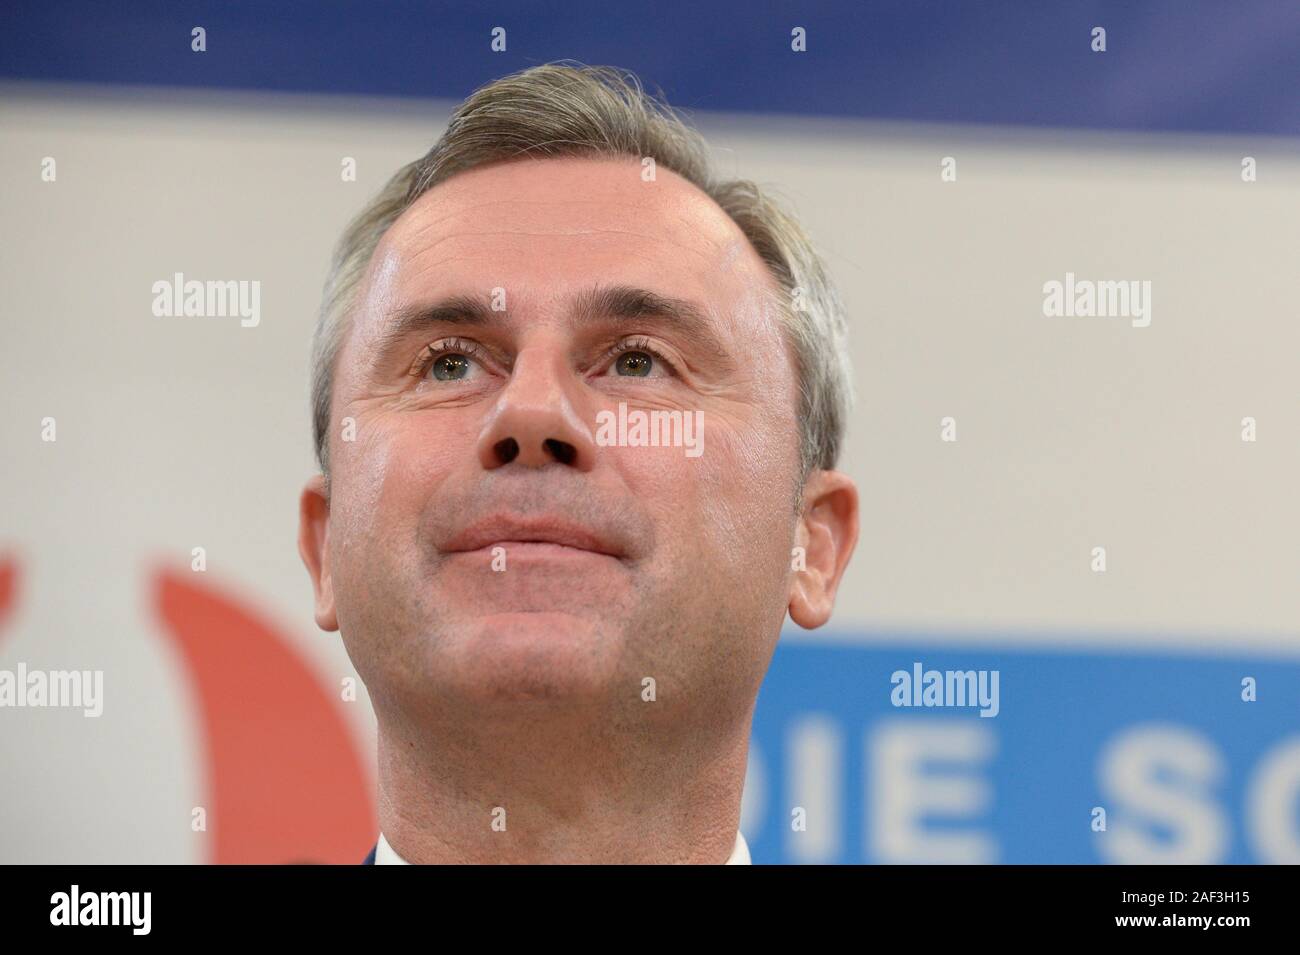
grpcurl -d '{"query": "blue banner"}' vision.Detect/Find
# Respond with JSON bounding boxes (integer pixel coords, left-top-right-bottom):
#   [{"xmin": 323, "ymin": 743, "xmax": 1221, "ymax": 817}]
[
  {"xmin": 3, "ymin": 1, "xmax": 1299, "ymax": 135},
  {"xmin": 745, "ymin": 640, "xmax": 1300, "ymax": 863}
]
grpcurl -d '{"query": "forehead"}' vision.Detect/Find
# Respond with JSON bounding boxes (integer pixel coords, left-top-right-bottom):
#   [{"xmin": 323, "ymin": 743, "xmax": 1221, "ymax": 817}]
[{"xmin": 357, "ymin": 156, "xmax": 777, "ymax": 330}]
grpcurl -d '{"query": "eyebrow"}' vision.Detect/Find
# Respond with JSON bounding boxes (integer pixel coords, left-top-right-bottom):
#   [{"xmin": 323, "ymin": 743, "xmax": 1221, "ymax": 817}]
[{"xmin": 372, "ymin": 283, "xmax": 736, "ymax": 373}]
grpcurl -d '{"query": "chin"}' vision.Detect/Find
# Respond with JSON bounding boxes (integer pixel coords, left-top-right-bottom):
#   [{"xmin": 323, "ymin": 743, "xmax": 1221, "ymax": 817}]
[{"xmin": 434, "ymin": 610, "xmax": 624, "ymax": 706}]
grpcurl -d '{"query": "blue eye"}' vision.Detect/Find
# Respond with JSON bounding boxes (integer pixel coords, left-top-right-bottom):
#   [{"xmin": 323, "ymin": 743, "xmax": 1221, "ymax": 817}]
[
  {"xmin": 430, "ymin": 353, "xmax": 472, "ymax": 381},
  {"xmin": 419, "ymin": 338, "xmax": 486, "ymax": 382}
]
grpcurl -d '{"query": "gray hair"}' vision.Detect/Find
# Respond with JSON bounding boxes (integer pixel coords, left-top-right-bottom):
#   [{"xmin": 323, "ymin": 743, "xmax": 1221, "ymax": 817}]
[{"xmin": 311, "ymin": 62, "xmax": 852, "ymax": 481}]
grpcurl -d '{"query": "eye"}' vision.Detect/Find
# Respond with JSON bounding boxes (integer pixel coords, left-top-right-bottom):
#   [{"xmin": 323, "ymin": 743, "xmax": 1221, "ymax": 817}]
[
  {"xmin": 615, "ymin": 350, "xmax": 654, "ymax": 377},
  {"xmin": 431, "ymin": 353, "xmax": 472, "ymax": 381},
  {"xmin": 416, "ymin": 338, "xmax": 487, "ymax": 382},
  {"xmin": 602, "ymin": 339, "xmax": 676, "ymax": 379}
]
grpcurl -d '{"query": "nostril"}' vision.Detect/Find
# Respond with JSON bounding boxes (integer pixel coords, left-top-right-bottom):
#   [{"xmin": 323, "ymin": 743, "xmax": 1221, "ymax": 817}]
[
  {"xmin": 494, "ymin": 438, "xmax": 519, "ymax": 464},
  {"xmin": 544, "ymin": 439, "xmax": 576, "ymax": 465}
]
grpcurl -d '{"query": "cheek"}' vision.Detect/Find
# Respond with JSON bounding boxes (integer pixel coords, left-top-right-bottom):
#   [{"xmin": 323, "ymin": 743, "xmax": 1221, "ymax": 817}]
[
  {"xmin": 709, "ymin": 430, "xmax": 799, "ymax": 560},
  {"xmin": 617, "ymin": 412, "xmax": 798, "ymax": 568},
  {"xmin": 702, "ymin": 363, "xmax": 802, "ymax": 523},
  {"xmin": 332, "ymin": 414, "xmax": 452, "ymax": 550}
]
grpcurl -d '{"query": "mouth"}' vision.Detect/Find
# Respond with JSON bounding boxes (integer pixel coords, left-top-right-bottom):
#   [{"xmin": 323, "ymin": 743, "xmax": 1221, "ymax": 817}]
[{"xmin": 442, "ymin": 517, "xmax": 625, "ymax": 560}]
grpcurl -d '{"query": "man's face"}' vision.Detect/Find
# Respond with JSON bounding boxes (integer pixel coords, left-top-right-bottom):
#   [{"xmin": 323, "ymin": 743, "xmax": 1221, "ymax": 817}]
[{"xmin": 310, "ymin": 156, "xmax": 807, "ymax": 723}]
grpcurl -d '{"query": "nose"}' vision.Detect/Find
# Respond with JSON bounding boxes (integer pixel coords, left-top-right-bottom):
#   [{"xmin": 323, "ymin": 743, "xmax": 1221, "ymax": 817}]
[{"xmin": 476, "ymin": 346, "xmax": 597, "ymax": 471}]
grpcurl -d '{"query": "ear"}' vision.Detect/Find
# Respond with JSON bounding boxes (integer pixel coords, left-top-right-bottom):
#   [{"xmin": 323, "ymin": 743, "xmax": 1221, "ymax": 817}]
[
  {"xmin": 788, "ymin": 469, "xmax": 859, "ymax": 629},
  {"xmin": 298, "ymin": 473, "xmax": 339, "ymax": 632}
]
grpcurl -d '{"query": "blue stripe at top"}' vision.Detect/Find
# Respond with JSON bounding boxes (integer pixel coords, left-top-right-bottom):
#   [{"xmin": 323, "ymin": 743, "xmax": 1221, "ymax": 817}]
[{"xmin": 2, "ymin": 1, "xmax": 1298, "ymax": 136}]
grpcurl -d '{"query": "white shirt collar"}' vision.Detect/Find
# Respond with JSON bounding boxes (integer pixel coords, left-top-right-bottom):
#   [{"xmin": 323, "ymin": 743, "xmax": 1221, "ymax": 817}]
[{"xmin": 376, "ymin": 829, "xmax": 751, "ymax": 864}]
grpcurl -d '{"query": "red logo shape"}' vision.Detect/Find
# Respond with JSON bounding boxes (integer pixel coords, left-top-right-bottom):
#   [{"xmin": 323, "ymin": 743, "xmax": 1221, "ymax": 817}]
[{"xmin": 154, "ymin": 567, "xmax": 375, "ymax": 863}]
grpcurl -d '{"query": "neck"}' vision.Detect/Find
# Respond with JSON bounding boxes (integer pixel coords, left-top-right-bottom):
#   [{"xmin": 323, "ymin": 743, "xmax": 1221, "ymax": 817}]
[{"xmin": 375, "ymin": 699, "xmax": 751, "ymax": 864}]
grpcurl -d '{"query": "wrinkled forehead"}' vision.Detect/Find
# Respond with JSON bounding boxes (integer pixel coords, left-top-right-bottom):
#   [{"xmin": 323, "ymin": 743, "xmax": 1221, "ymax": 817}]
[{"xmin": 354, "ymin": 156, "xmax": 783, "ymax": 339}]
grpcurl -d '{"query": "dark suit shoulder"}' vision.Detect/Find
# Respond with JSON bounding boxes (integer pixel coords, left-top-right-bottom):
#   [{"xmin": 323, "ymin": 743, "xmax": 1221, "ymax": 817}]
[{"xmin": 362, "ymin": 842, "xmax": 377, "ymax": 865}]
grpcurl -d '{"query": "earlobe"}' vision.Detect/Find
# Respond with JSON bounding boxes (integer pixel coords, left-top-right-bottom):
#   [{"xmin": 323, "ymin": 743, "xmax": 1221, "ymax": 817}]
[
  {"xmin": 788, "ymin": 470, "xmax": 859, "ymax": 630},
  {"xmin": 298, "ymin": 474, "xmax": 339, "ymax": 632}
]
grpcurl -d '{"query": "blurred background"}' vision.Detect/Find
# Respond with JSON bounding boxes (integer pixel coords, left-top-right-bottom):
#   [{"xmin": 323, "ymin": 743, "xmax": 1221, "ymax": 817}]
[{"xmin": 2, "ymin": 1, "xmax": 1298, "ymax": 863}]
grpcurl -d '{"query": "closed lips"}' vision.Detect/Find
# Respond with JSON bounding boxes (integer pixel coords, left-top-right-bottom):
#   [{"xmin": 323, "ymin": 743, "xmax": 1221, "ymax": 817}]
[{"xmin": 443, "ymin": 519, "xmax": 623, "ymax": 557}]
